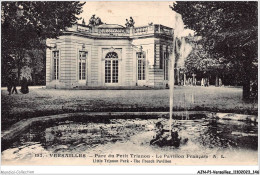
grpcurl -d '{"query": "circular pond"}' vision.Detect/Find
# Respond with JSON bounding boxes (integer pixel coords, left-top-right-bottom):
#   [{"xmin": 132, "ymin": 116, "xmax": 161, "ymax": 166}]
[{"xmin": 1, "ymin": 115, "xmax": 258, "ymax": 165}]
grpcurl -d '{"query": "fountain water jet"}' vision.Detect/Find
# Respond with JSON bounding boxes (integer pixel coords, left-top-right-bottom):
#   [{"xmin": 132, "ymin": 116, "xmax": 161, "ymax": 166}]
[
  {"xmin": 150, "ymin": 13, "xmax": 192, "ymax": 147},
  {"xmin": 169, "ymin": 13, "xmax": 186, "ymax": 135}
]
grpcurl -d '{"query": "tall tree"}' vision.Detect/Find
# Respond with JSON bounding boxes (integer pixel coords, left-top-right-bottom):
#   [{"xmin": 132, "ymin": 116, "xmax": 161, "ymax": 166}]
[
  {"xmin": 1, "ymin": 2, "xmax": 85, "ymax": 85},
  {"xmin": 184, "ymin": 36, "xmax": 231, "ymax": 85},
  {"xmin": 172, "ymin": 1, "xmax": 257, "ymax": 99}
]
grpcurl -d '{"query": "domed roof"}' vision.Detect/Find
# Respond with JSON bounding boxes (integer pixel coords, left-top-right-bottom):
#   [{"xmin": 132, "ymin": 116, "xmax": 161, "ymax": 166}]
[{"xmin": 97, "ymin": 24, "xmax": 125, "ymax": 28}]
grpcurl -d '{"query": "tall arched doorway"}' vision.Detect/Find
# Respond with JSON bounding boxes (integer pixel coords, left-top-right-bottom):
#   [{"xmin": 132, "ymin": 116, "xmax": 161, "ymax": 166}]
[{"xmin": 105, "ymin": 52, "xmax": 119, "ymax": 84}]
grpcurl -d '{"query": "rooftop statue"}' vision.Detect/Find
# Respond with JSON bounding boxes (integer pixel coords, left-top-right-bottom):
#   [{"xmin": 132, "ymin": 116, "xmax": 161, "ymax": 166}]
[
  {"xmin": 125, "ymin": 17, "xmax": 135, "ymax": 27},
  {"xmin": 129, "ymin": 16, "xmax": 135, "ymax": 27},
  {"xmin": 89, "ymin": 14, "xmax": 103, "ymax": 26},
  {"xmin": 125, "ymin": 19, "xmax": 130, "ymax": 27},
  {"xmin": 82, "ymin": 18, "xmax": 85, "ymax": 25}
]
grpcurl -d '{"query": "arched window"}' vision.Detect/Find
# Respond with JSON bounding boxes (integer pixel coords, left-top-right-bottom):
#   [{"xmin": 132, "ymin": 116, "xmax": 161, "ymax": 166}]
[
  {"xmin": 105, "ymin": 52, "xmax": 118, "ymax": 83},
  {"xmin": 106, "ymin": 52, "xmax": 118, "ymax": 58}
]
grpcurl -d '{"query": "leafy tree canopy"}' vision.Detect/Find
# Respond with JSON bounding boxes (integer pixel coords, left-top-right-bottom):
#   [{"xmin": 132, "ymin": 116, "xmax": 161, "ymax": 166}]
[
  {"xmin": 2, "ymin": 1, "xmax": 85, "ymax": 52},
  {"xmin": 1, "ymin": 1, "xmax": 85, "ymax": 85},
  {"xmin": 171, "ymin": 1, "xmax": 257, "ymax": 98},
  {"xmin": 172, "ymin": 1, "xmax": 257, "ymax": 62}
]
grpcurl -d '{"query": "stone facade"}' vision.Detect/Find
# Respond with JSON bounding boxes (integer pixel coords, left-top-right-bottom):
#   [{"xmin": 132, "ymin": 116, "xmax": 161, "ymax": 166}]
[{"xmin": 46, "ymin": 23, "xmax": 174, "ymax": 89}]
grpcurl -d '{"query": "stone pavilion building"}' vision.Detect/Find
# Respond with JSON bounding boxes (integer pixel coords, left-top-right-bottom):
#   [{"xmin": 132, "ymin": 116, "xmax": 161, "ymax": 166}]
[{"xmin": 46, "ymin": 23, "xmax": 175, "ymax": 89}]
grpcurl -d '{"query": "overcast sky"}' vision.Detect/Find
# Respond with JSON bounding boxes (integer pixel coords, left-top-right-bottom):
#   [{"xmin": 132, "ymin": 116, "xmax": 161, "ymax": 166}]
[
  {"xmin": 78, "ymin": 1, "xmax": 193, "ymax": 36},
  {"xmin": 79, "ymin": 2, "xmax": 174, "ymax": 27}
]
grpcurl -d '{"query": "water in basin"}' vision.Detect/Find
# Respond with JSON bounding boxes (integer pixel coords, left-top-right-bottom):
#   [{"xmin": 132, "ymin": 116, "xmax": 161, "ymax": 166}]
[{"xmin": 1, "ymin": 116, "xmax": 258, "ymax": 165}]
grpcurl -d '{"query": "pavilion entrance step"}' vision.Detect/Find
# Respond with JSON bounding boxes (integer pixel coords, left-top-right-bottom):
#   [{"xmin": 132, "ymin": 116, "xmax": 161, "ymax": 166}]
[{"xmin": 73, "ymin": 86, "xmax": 155, "ymax": 90}]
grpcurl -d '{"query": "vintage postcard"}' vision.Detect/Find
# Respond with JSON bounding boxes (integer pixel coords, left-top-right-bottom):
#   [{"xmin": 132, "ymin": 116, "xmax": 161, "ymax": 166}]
[{"xmin": 1, "ymin": 1, "xmax": 259, "ymax": 174}]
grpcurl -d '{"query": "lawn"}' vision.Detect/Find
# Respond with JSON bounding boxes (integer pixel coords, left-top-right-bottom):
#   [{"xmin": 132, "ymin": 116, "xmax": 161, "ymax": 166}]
[{"xmin": 1, "ymin": 86, "xmax": 257, "ymax": 131}]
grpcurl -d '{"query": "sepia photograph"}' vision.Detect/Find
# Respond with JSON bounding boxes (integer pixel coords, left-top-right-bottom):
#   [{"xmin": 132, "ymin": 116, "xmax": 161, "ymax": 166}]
[{"xmin": 1, "ymin": 1, "xmax": 259, "ymax": 174}]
